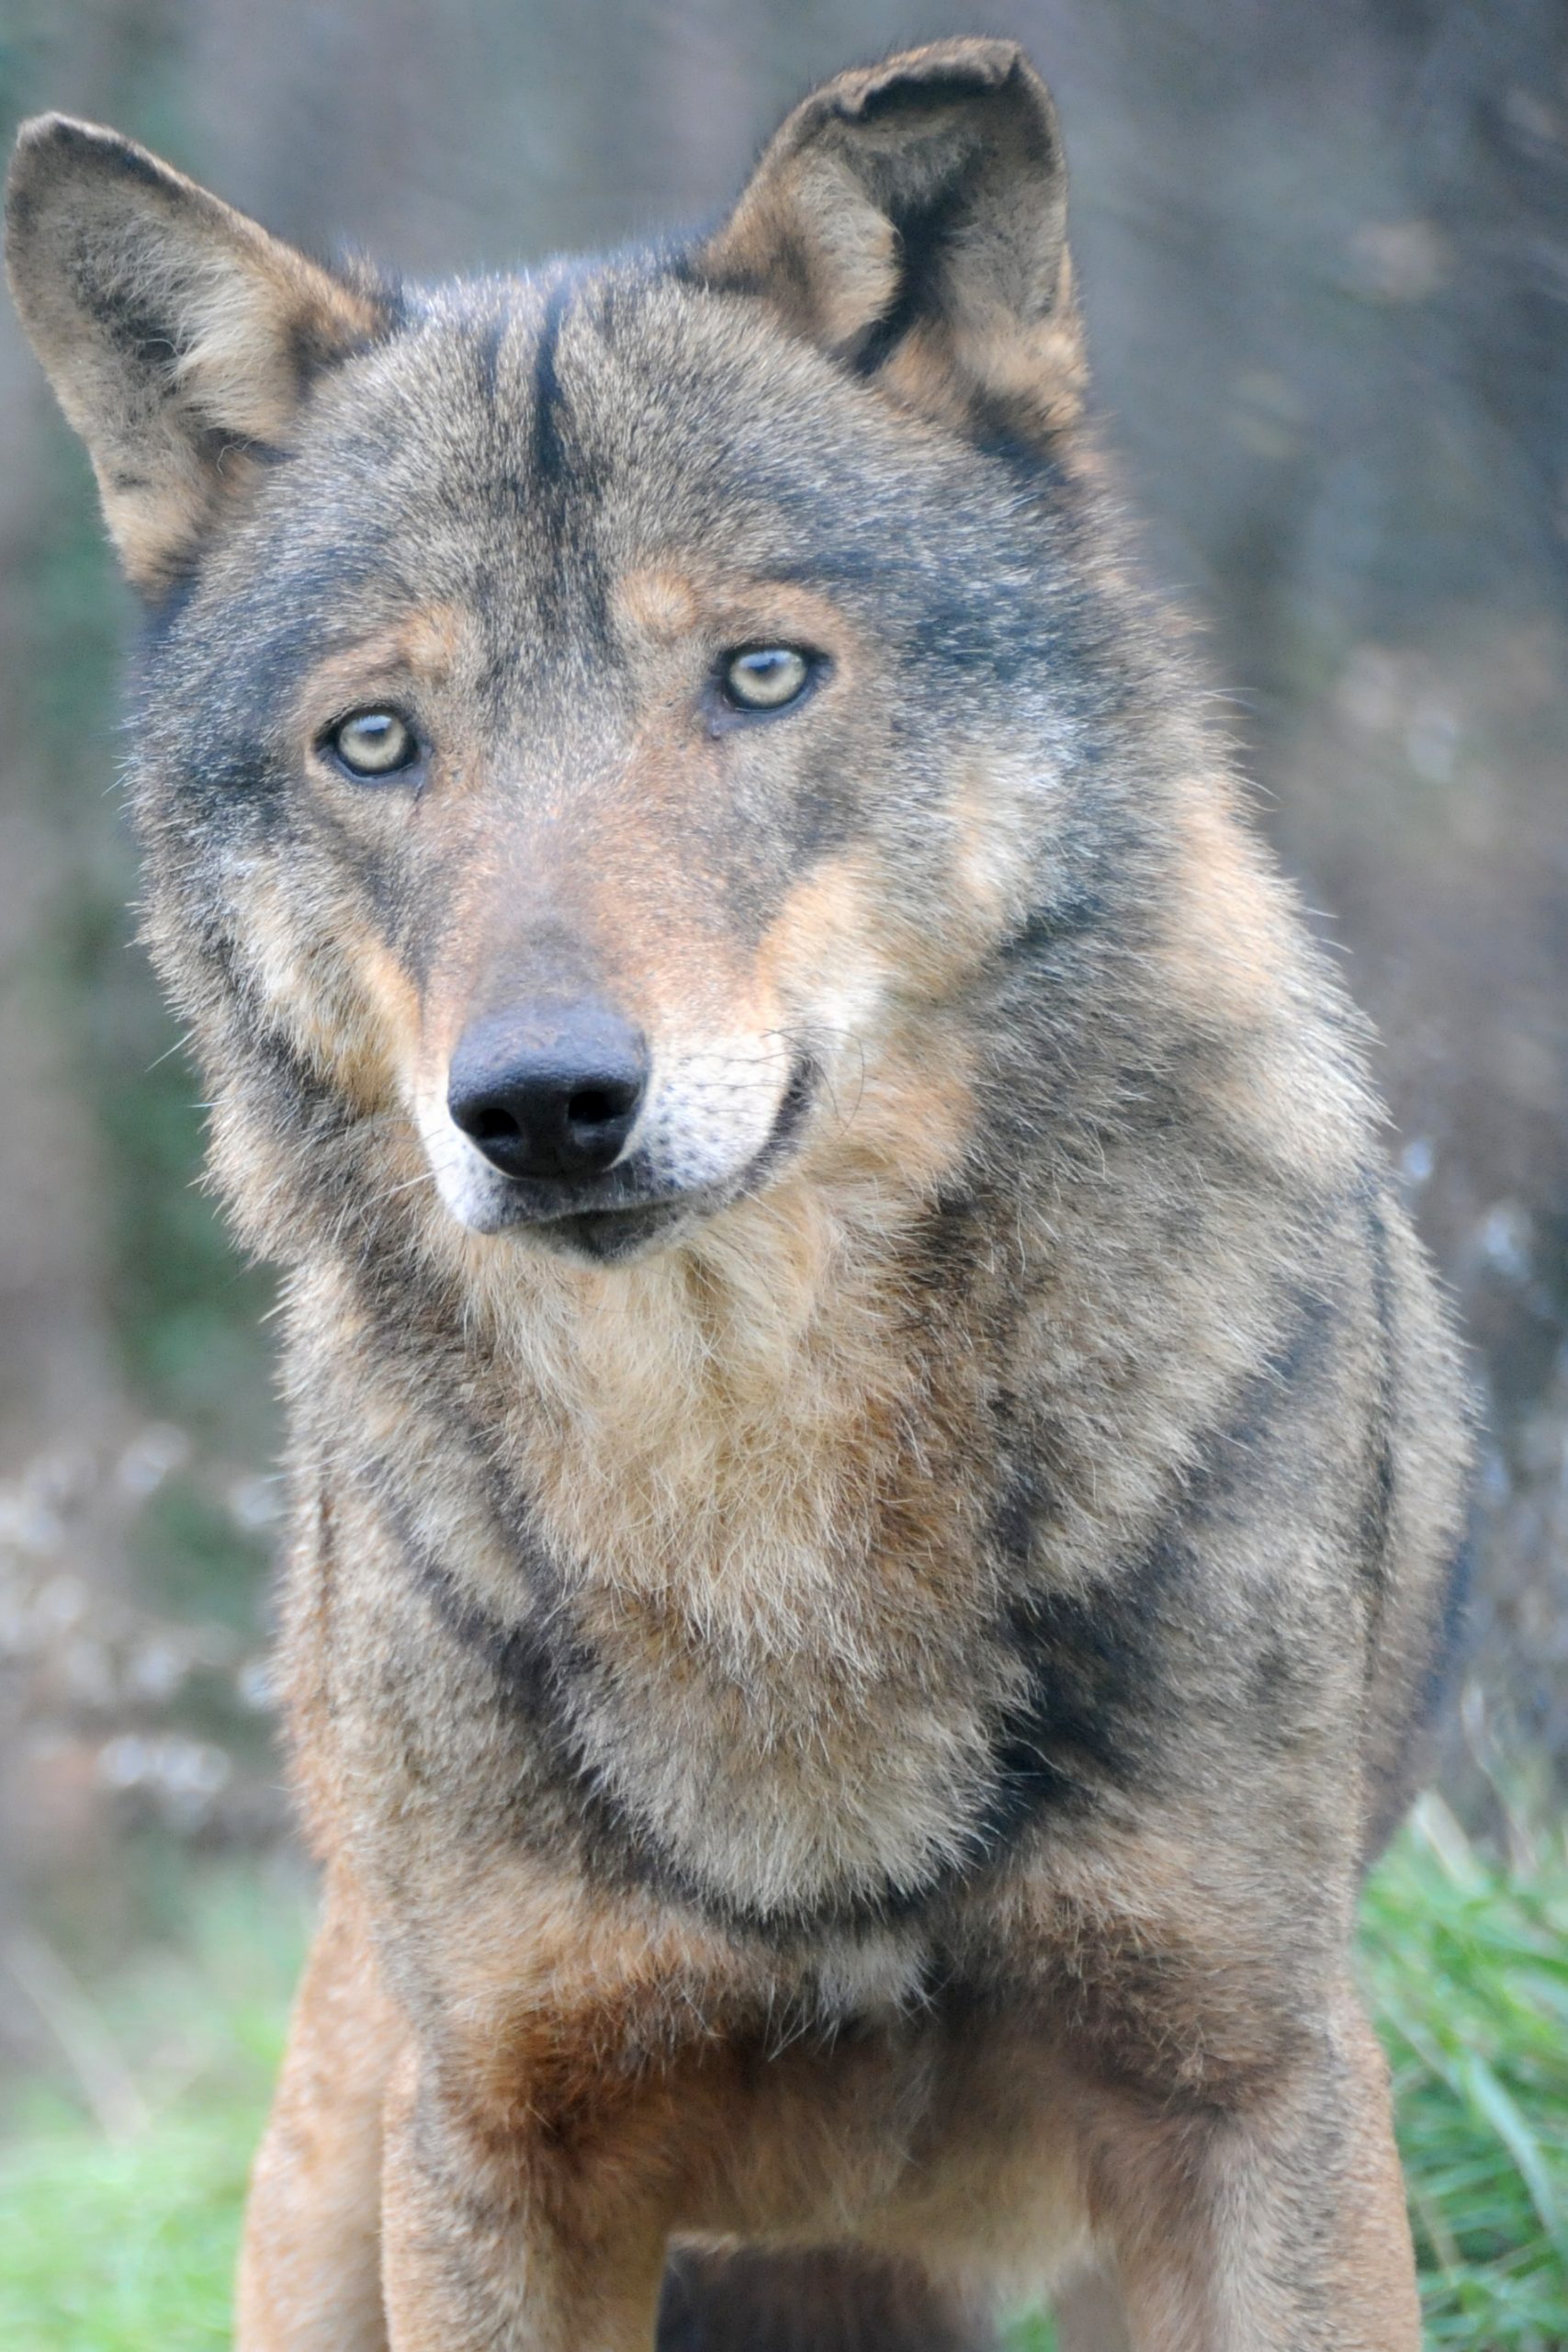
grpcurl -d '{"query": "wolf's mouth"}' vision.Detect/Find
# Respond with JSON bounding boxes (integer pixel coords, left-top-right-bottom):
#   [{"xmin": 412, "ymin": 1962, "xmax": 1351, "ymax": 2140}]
[{"xmin": 481, "ymin": 1055, "xmax": 818, "ymax": 1261}]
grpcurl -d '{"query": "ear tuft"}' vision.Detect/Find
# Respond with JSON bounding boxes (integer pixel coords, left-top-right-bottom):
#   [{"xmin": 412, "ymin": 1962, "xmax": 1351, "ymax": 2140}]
[
  {"xmin": 699, "ymin": 39, "xmax": 1083, "ymax": 447},
  {"xmin": 6, "ymin": 115, "xmax": 389, "ymax": 595}
]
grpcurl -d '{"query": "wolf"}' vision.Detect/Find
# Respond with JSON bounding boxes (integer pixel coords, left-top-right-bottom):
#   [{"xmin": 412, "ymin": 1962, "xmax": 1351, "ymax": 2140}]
[{"xmin": 6, "ymin": 37, "xmax": 1471, "ymax": 2349}]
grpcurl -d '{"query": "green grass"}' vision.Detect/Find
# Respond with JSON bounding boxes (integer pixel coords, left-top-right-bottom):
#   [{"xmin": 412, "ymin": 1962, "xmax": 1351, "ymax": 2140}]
[
  {"xmin": 0, "ymin": 1864, "xmax": 307, "ymax": 2352},
  {"xmin": 1362, "ymin": 1794, "xmax": 1568, "ymax": 2348},
  {"xmin": 0, "ymin": 2120, "xmax": 253, "ymax": 2350},
  {"xmin": 2, "ymin": 1801, "xmax": 1564, "ymax": 2349}
]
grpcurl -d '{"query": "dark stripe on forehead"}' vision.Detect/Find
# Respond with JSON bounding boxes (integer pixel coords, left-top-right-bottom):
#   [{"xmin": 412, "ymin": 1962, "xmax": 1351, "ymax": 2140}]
[
  {"xmin": 513, "ymin": 266, "xmax": 613, "ymax": 642},
  {"xmin": 474, "ymin": 308, "xmax": 507, "ymax": 407},
  {"xmin": 531, "ymin": 273, "xmax": 574, "ymax": 491}
]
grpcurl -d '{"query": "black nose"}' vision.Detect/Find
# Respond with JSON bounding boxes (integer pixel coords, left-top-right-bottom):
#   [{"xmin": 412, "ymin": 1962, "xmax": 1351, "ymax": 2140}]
[{"xmin": 447, "ymin": 1002, "xmax": 649, "ymax": 1182}]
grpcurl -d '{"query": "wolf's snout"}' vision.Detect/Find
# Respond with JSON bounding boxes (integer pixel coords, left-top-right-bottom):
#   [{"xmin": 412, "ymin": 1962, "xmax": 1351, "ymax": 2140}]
[{"xmin": 446, "ymin": 1002, "xmax": 649, "ymax": 1182}]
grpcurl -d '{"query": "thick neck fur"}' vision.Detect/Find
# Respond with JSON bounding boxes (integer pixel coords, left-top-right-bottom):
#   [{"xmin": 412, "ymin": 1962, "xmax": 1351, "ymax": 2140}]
[
  {"xmin": 285, "ymin": 1103, "xmax": 1022, "ymax": 1917},
  {"xmin": 427, "ymin": 1024, "xmax": 991, "ymax": 1652}
]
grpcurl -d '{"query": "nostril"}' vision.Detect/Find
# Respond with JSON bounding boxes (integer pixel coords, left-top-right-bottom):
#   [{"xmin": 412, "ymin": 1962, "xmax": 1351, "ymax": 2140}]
[
  {"xmin": 566, "ymin": 1085, "xmax": 630, "ymax": 1131},
  {"xmin": 468, "ymin": 1105, "xmax": 523, "ymax": 1146}
]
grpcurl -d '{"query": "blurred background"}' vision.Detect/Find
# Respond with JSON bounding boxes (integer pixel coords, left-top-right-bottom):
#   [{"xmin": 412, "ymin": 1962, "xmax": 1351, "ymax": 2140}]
[{"xmin": 0, "ymin": 0, "xmax": 1564, "ymax": 2155}]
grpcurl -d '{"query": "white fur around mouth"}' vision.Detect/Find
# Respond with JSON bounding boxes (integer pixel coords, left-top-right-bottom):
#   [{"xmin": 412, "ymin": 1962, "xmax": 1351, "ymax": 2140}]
[{"xmin": 412, "ymin": 1045, "xmax": 815, "ymax": 1242}]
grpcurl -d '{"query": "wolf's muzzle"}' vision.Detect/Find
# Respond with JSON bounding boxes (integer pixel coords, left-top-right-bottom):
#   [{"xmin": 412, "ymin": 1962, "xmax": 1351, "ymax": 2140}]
[{"xmin": 447, "ymin": 1001, "xmax": 649, "ymax": 1182}]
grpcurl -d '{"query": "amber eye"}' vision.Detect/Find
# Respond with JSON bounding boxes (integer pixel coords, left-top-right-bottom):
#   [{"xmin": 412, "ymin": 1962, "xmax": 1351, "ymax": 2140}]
[
  {"xmin": 720, "ymin": 646, "xmax": 813, "ymax": 712},
  {"xmin": 323, "ymin": 708, "xmax": 419, "ymax": 779}
]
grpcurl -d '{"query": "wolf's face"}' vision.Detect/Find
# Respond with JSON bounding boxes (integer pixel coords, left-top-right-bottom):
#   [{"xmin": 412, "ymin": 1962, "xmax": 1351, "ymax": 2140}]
[{"xmin": 8, "ymin": 43, "xmax": 1095, "ymax": 1263}]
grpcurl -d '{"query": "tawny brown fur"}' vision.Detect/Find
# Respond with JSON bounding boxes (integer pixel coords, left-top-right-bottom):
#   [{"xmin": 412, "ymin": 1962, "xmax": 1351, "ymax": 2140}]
[{"xmin": 7, "ymin": 38, "xmax": 1470, "ymax": 2349}]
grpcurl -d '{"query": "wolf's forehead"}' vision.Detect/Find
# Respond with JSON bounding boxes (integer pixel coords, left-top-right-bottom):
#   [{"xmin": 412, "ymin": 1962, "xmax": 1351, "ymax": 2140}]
[
  {"xmin": 226, "ymin": 266, "xmax": 1036, "ymax": 706},
  {"xmin": 326, "ymin": 271, "xmax": 833, "ymax": 546},
  {"xmin": 301, "ymin": 264, "xmax": 985, "ymax": 607}
]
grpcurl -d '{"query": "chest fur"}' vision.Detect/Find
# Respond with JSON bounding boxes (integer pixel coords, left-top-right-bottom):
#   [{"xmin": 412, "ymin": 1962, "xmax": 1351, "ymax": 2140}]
[{"xmin": 293, "ymin": 1182, "xmax": 1024, "ymax": 1921}]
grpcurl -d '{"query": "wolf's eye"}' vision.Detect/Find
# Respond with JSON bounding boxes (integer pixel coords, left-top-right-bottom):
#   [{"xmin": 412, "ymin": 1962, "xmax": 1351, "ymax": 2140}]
[
  {"xmin": 324, "ymin": 709, "xmax": 419, "ymax": 779},
  {"xmin": 721, "ymin": 646, "xmax": 813, "ymax": 712}
]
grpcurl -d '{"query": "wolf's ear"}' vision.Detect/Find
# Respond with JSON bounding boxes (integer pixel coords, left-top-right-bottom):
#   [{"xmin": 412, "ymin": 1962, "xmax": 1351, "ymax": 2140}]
[
  {"xmin": 5, "ymin": 116, "xmax": 387, "ymax": 595},
  {"xmin": 700, "ymin": 40, "xmax": 1083, "ymax": 445}
]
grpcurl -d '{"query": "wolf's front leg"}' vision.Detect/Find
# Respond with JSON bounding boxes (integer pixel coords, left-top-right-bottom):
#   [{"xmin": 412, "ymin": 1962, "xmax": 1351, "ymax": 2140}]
[
  {"xmin": 1083, "ymin": 1988, "xmax": 1418, "ymax": 2352},
  {"xmin": 378, "ymin": 2043, "xmax": 671, "ymax": 2352},
  {"xmin": 236, "ymin": 1875, "xmax": 401, "ymax": 2350}
]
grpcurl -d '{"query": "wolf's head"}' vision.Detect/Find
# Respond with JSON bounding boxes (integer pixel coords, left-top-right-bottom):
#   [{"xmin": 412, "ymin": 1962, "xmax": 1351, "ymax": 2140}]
[{"xmin": 6, "ymin": 42, "xmax": 1134, "ymax": 1268}]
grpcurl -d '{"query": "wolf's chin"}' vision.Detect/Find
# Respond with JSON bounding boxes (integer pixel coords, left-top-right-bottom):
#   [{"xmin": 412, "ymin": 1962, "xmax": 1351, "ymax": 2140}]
[{"xmin": 513, "ymin": 1200, "xmax": 701, "ymax": 1264}]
